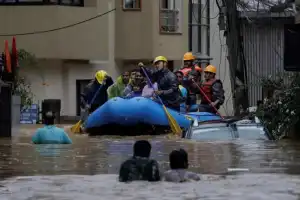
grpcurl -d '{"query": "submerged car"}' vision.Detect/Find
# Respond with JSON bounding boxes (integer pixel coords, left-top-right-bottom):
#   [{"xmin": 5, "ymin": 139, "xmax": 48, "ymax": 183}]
[{"xmin": 184, "ymin": 118, "xmax": 273, "ymax": 141}]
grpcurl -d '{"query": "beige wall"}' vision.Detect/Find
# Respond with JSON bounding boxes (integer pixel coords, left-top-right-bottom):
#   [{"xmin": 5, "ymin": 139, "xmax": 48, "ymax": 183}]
[
  {"xmin": 0, "ymin": 0, "xmax": 111, "ymax": 60},
  {"xmin": 20, "ymin": 59, "xmax": 119, "ymax": 116},
  {"xmin": 115, "ymin": 0, "xmax": 188, "ymax": 60}
]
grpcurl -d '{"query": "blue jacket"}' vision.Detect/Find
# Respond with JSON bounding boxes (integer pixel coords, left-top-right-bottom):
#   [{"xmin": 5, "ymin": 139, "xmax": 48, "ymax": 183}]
[{"xmin": 32, "ymin": 125, "xmax": 72, "ymax": 144}]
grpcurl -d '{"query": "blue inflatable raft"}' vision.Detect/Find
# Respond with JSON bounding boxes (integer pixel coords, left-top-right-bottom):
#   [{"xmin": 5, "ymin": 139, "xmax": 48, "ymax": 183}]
[
  {"xmin": 85, "ymin": 97, "xmax": 221, "ymax": 135},
  {"xmin": 85, "ymin": 97, "xmax": 191, "ymax": 135}
]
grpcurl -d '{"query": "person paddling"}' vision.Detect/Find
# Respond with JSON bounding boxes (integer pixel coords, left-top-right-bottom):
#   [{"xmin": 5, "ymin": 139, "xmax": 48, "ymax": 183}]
[
  {"xmin": 198, "ymin": 65, "xmax": 225, "ymax": 113},
  {"xmin": 32, "ymin": 112, "xmax": 72, "ymax": 144},
  {"xmin": 80, "ymin": 70, "xmax": 113, "ymax": 114},
  {"xmin": 139, "ymin": 56, "xmax": 183, "ymax": 111}
]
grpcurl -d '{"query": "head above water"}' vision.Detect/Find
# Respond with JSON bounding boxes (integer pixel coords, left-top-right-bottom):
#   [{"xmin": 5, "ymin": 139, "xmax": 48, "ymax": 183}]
[
  {"xmin": 133, "ymin": 140, "xmax": 152, "ymax": 158},
  {"xmin": 43, "ymin": 111, "xmax": 55, "ymax": 125},
  {"xmin": 169, "ymin": 149, "xmax": 189, "ymax": 170}
]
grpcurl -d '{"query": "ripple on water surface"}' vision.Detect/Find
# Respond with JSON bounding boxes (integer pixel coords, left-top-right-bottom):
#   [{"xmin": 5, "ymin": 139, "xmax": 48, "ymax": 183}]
[
  {"xmin": 0, "ymin": 125, "xmax": 299, "ymax": 199},
  {"xmin": 0, "ymin": 174, "xmax": 299, "ymax": 200}
]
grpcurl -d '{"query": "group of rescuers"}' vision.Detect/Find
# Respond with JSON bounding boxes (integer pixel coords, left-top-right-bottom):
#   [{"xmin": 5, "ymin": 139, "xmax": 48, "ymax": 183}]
[
  {"xmin": 31, "ymin": 53, "xmax": 225, "ymax": 182},
  {"xmin": 80, "ymin": 52, "xmax": 225, "ymax": 115},
  {"xmin": 31, "ymin": 52, "xmax": 225, "ymax": 145}
]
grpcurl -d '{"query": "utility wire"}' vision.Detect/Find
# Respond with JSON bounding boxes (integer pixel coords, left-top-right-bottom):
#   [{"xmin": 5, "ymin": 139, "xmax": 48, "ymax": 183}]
[{"xmin": 0, "ymin": 8, "xmax": 116, "ymax": 37}]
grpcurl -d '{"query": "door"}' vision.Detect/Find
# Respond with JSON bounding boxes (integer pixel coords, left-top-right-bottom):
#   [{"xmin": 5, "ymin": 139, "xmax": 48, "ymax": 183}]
[{"xmin": 76, "ymin": 79, "xmax": 92, "ymax": 116}]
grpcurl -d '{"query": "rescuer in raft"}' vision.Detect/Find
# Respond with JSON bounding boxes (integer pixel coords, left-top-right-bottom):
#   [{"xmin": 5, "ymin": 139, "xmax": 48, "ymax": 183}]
[
  {"xmin": 107, "ymin": 71, "xmax": 130, "ymax": 99},
  {"xmin": 198, "ymin": 65, "xmax": 225, "ymax": 113},
  {"xmin": 80, "ymin": 70, "xmax": 113, "ymax": 114},
  {"xmin": 174, "ymin": 70, "xmax": 188, "ymax": 113},
  {"xmin": 179, "ymin": 52, "xmax": 202, "ymax": 77},
  {"xmin": 139, "ymin": 56, "xmax": 183, "ymax": 111},
  {"xmin": 184, "ymin": 69, "xmax": 202, "ymax": 112}
]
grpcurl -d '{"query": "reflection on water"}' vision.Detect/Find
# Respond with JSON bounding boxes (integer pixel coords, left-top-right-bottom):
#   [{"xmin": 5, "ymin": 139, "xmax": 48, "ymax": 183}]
[{"xmin": 0, "ymin": 125, "xmax": 299, "ymax": 199}]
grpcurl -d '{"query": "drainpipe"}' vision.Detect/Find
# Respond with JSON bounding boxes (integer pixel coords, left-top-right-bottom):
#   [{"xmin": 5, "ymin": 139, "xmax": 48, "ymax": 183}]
[
  {"xmin": 188, "ymin": 0, "xmax": 193, "ymax": 51},
  {"xmin": 206, "ymin": 0, "xmax": 210, "ymax": 57}
]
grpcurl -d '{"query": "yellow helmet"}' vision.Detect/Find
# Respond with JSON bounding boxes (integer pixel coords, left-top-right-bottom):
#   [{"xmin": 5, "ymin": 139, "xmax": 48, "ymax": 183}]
[
  {"xmin": 95, "ymin": 70, "xmax": 108, "ymax": 84},
  {"xmin": 183, "ymin": 52, "xmax": 195, "ymax": 61},
  {"xmin": 204, "ymin": 65, "xmax": 217, "ymax": 74},
  {"xmin": 153, "ymin": 56, "xmax": 168, "ymax": 64}
]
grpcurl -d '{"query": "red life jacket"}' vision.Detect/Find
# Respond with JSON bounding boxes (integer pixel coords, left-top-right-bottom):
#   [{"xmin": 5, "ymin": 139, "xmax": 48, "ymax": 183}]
[
  {"xmin": 200, "ymin": 79, "xmax": 218, "ymax": 104},
  {"xmin": 179, "ymin": 65, "xmax": 202, "ymax": 76}
]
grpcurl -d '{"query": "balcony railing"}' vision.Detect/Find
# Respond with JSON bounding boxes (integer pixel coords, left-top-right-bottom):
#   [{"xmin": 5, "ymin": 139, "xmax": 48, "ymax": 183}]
[{"xmin": 159, "ymin": 8, "xmax": 180, "ymax": 33}]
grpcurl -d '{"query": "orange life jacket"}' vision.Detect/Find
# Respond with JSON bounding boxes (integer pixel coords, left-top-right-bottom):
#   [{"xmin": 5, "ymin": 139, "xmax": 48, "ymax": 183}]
[
  {"xmin": 200, "ymin": 79, "xmax": 218, "ymax": 104},
  {"xmin": 180, "ymin": 65, "xmax": 202, "ymax": 76}
]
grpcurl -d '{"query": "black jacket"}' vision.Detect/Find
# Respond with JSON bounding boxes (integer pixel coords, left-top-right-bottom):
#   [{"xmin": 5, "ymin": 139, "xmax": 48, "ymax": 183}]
[
  {"xmin": 119, "ymin": 156, "xmax": 161, "ymax": 182},
  {"xmin": 141, "ymin": 67, "xmax": 183, "ymax": 107},
  {"xmin": 81, "ymin": 77, "xmax": 114, "ymax": 109}
]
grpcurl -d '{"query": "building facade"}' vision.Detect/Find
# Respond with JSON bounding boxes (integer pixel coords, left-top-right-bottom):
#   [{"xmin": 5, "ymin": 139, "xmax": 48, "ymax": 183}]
[{"xmin": 0, "ymin": 0, "xmax": 233, "ymax": 117}]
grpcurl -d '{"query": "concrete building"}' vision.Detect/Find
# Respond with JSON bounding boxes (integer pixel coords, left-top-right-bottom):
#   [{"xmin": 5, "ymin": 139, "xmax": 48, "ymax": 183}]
[{"xmin": 0, "ymin": 0, "xmax": 233, "ymax": 117}]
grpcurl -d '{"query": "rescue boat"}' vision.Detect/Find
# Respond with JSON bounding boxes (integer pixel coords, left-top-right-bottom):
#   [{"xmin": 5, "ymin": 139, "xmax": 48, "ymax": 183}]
[{"xmin": 84, "ymin": 97, "xmax": 221, "ymax": 136}]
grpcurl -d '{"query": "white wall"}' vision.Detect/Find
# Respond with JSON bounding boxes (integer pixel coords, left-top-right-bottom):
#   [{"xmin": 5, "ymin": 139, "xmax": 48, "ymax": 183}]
[
  {"xmin": 20, "ymin": 59, "xmax": 119, "ymax": 117},
  {"xmin": 209, "ymin": 1, "xmax": 233, "ymax": 116}
]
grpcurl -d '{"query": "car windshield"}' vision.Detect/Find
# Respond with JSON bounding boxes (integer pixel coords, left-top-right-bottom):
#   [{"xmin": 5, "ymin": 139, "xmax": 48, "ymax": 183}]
[
  {"xmin": 190, "ymin": 124, "xmax": 233, "ymax": 140},
  {"xmin": 236, "ymin": 125, "xmax": 268, "ymax": 140}
]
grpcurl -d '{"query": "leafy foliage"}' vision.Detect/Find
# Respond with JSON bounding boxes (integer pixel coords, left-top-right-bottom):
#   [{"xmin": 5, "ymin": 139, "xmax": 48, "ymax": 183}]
[
  {"xmin": 257, "ymin": 73, "xmax": 300, "ymax": 139},
  {"xmin": 13, "ymin": 49, "xmax": 37, "ymax": 107}
]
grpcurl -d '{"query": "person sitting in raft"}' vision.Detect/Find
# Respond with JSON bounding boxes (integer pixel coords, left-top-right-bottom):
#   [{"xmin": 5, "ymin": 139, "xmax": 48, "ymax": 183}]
[
  {"xmin": 32, "ymin": 112, "xmax": 72, "ymax": 144},
  {"xmin": 175, "ymin": 71, "xmax": 188, "ymax": 113},
  {"xmin": 164, "ymin": 149, "xmax": 200, "ymax": 182},
  {"xmin": 81, "ymin": 70, "xmax": 113, "ymax": 114},
  {"xmin": 141, "ymin": 76, "xmax": 158, "ymax": 98},
  {"xmin": 119, "ymin": 140, "xmax": 161, "ymax": 182},
  {"xmin": 125, "ymin": 83, "xmax": 145, "ymax": 98},
  {"xmin": 138, "ymin": 56, "xmax": 184, "ymax": 111},
  {"xmin": 107, "ymin": 71, "xmax": 130, "ymax": 99},
  {"xmin": 184, "ymin": 69, "xmax": 202, "ymax": 112},
  {"xmin": 123, "ymin": 69, "xmax": 145, "ymax": 97}
]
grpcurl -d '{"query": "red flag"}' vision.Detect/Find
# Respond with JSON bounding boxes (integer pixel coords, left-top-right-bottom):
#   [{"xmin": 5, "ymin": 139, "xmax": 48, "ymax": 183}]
[
  {"xmin": 4, "ymin": 40, "xmax": 11, "ymax": 73},
  {"xmin": 12, "ymin": 36, "xmax": 18, "ymax": 68}
]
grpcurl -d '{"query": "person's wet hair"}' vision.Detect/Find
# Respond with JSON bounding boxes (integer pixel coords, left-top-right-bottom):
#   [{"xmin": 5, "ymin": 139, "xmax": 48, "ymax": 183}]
[
  {"xmin": 133, "ymin": 140, "xmax": 151, "ymax": 158},
  {"xmin": 43, "ymin": 111, "xmax": 55, "ymax": 125},
  {"xmin": 169, "ymin": 149, "xmax": 188, "ymax": 170}
]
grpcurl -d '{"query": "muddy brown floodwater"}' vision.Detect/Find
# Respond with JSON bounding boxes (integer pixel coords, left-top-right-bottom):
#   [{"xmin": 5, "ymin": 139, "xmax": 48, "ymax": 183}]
[{"xmin": 0, "ymin": 125, "xmax": 300, "ymax": 200}]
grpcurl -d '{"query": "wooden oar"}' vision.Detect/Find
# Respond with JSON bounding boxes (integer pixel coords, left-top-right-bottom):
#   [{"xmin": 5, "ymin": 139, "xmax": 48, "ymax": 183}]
[
  {"xmin": 141, "ymin": 66, "xmax": 182, "ymax": 136},
  {"xmin": 70, "ymin": 84, "xmax": 104, "ymax": 134}
]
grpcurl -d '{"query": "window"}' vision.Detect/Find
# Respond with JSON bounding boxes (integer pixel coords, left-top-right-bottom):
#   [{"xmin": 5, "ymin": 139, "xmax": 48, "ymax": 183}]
[
  {"xmin": 0, "ymin": 0, "xmax": 83, "ymax": 6},
  {"xmin": 190, "ymin": 126, "xmax": 234, "ymax": 140},
  {"xmin": 236, "ymin": 125, "xmax": 268, "ymax": 140},
  {"xmin": 159, "ymin": 0, "xmax": 182, "ymax": 34},
  {"xmin": 122, "ymin": 0, "xmax": 141, "ymax": 10}
]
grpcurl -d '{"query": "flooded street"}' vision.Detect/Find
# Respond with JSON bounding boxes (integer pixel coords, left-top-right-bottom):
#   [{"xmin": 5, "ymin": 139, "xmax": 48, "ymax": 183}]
[{"xmin": 0, "ymin": 125, "xmax": 300, "ymax": 199}]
